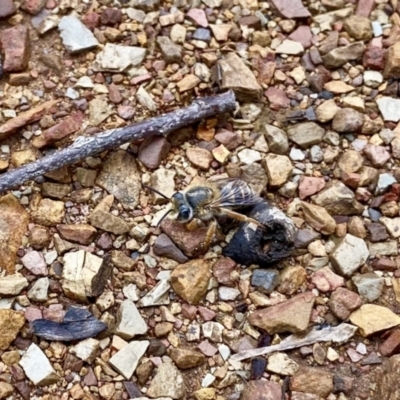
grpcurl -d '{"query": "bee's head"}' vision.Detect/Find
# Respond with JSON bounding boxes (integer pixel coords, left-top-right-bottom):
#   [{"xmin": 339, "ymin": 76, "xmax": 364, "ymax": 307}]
[{"xmin": 171, "ymin": 192, "xmax": 193, "ymax": 223}]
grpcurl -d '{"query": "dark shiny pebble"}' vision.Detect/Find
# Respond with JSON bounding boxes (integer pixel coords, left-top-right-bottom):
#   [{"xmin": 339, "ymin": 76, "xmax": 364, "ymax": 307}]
[{"xmin": 250, "ymin": 357, "xmax": 267, "ymax": 380}]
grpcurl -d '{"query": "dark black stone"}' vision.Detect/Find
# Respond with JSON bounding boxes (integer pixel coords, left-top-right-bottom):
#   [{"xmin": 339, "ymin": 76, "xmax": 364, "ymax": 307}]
[
  {"xmin": 318, "ymin": 90, "xmax": 335, "ymax": 99},
  {"xmin": 223, "ymin": 201, "xmax": 296, "ymax": 268},
  {"xmin": 250, "ymin": 357, "xmax": 267, "ymax": 380},
  {"xmin": 147, "ymin": 339, "xmax": 167, "ymax": 357},
  {"xmin": 32, "ymin": 306, "xmax": 107, "ymax": 341},
  {"xmin": 251, "ymin": 269, "xmax": 280, "ymax": 294}
]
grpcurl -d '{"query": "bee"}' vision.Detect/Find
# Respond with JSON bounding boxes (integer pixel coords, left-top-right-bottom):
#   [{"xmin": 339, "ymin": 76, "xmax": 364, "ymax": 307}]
[{"xmin": 144, "ymin": 179, "xmax": 264, "ymax": 249}]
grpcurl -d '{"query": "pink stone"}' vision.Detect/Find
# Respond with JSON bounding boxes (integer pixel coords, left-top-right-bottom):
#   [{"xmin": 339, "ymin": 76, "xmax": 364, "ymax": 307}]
[
  {"xmin": 311, "ymin": 266, "xmax": 344, "ymax": 293},
  {"xmin": 198, "ymin": 306, "xmax": 216, "ymax": 321},
  {"xmin": 0, "ymin": 0, "xmax": 16, "ymax": 18},
  {"xmin": 356, "ymin": 0, "xmax": 375, "ymax": 17},
  {"xmin": 21, "ymin": 0, "xmax": 46, "ymax": 15},
  {"xmin": 117, "ymin": 105, "xmax": 135, "ymax": 120},
  {"xmin": 25, "ymin": 307, "xmax": 43, "ymax": 322},
  {"xmin": 265, "ymin": 87, "xmax": 290, "ymax": 108},
  {"xmin": 346, "ymin": 348, "xmax": 364, "ymax": 362},
  {"xmin": 0, "ymin": 25, "xmax": 30, "ymax": 72},
  {"xmin": 21, "ymin": 251, "xmax": 48, "ymax": 275},
  {"xmin": 364, "ymin": 144, "xmax": 391, "ymax": 168},
  {"xmin": 186, "ymin": 8, "xmax": 208, "ymax": 27},
  {"xmin": 138, "ymin": 136, "xmax": 171, "ymax": 169},
  {"xmin": 197, "ymin": 340, "xmax": 218, "ymax": 356},
  {"xmin": 269, "ymin": 0, "xmax": 311, "ymax": 18},
  {"xmin": 298, "ymin": 176, "xmax": 326, "ymax": 200},
  {"xmin": 289, "ymin": 26, "xmax": 313, "ymax": 48}
]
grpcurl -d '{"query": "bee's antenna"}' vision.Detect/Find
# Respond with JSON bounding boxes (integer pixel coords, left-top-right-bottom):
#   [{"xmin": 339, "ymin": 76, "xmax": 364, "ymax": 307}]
[
  {"xmin": 157, "ymin": 209, "xmax": 173, "ymax": 227},
  {"xmin": 142, "ymin": 184, "xmax": 170, "ymax": 199}
]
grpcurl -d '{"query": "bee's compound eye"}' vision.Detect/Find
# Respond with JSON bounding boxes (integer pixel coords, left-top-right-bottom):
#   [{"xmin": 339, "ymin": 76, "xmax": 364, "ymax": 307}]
[{"xmin": 179, "ymin": 206, "xmax": 191, "ymax": 221}]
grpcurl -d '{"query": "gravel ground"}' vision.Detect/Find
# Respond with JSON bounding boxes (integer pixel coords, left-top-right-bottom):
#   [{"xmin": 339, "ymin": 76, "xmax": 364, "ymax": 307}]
[{"xmin": 1, "ymin": 0, "xmax": 400, "ymax": 399}]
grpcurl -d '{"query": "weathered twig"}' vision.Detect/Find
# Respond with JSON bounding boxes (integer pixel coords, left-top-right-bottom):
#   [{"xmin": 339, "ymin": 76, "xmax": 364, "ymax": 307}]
[{"xmin": 0, "ymin": 90, "xmax": 236, "ymax": 193}]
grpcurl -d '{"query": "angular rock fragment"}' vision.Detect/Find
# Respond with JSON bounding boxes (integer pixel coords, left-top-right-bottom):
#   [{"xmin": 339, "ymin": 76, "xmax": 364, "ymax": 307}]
[
  {"xmin": 350, "ymin": 304, "xmax": 400, "ymax": 336},
  {"xmin": 376, "ymin": 355, "xmax": 400, "ymax": 399},
  {"xmin": 301, "ymin": 202, "xmax": 336, "ymax": 235},
  {"xmin": 0, "ymin": 25, "xmax": 30, "ymax": 72},
  {"xmin": 96, "ymin": 150, "xmax": 141, "ymax": 210},
  {"xmin": 109, "ymin": 340, "xmax": 149, "ymax": 379},
  {"xmin": 322, "ymin": 42, "xmax": 365, "ymax": 69},
  {"xmin": 32, "ymin": 198, "xmax": 65, "ymax": 226},
  {"xmin": 248, "ymin": 292, "xmax": 315, "ymax": 334},
  {"xmin": 147, "ymin": 362, "xmax": 186, "ymax": 399},
  {"xmin": 153, "ymin": 233, "xmax": 188, "ymax": 263},
  {"xmin": 0, "ymin": 310, "xmax": 25, "ymax": 350},
  {"xmin": 376, "ymin": 97, "xmax": 400, "ymax": 122},
  {"xmin": 290, "ymin": 367, "xmax": 333, "ymax": 398},
  {"xmin": 218, "ymin": 52, "xmax": 262, "ymax": 102},
  {"xmin": 59, "ymin": 16, "xmax": 99, "ymax": 53},
  {"xmin": 169, "ymin": 348, "xmax": 206, "ymax": 369},
  {"xmin": 0, "ymin": 275, "xmax": 28, "ymax": 296},
  {"xmin": 330, "ymin": 234, "xmax": 369, "ymax": 276},
  {"xmin": 93, "ymin": 43, "xmax": 146, "ymax": 72},
  {"xmin": 157, "ymin": 36, "xmax": 182, "ymax": 64},
  {"xmin": 224, "ymin": 201, "xmax": 296, "ymax": 267},
  {"xmin": 263, "ymin": 154, "xmax": 293, "ymax": 187},
  {"xmin": 57, "ymin": 224, "xmax": 97, "ymax": 245},
  {"xmin": 115, "ymin": 300, "xmax": 148, "ymax": 339},
  {"xmin": 20, "ymin": 346, "xmax": 59, "ymax": 388},
  {"xmin": 0, "ymin": 194, "xmax": 29, "ymax": 274},
  {"xmin": 328, "ymin": 288, "xmax": 362, "ymax": 320},
  {"xmin": 62, "ymin": 251, "xmax": 112, "ymax": 302},
  {"xmin": 171, "ymin": 260, "xmax": 211, "ymax": 304},
  {"xmin": 270, "ymin": 0, "xmax": 311, "ymax": 18},
  {"xmin": 287, "ymin": 122, "xmax": 324, "ymax": 148},
  {"xmin": 32, "ymin": 306, "xmax": 107, "ymax": 341},
  {"xmin": 240, "ymin": 381, "xmax": 282, "ymax": 400}
]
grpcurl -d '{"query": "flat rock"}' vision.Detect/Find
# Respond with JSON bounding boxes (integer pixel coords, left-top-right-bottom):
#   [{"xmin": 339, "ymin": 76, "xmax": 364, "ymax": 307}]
[
  {"xmin": 28, "ymin": 277, "xmax": 49, "ymax": 302},
  {"xmin": 147, "ymin": 362, "xmax": 186, "ymax": 399},
  {"xmin": 170, "ymin": 260, "xmax": 211, "ymax": 304},
  {"xmin": 59, "ymin": 16, "xmax": 99, "ymax": 53},
  {"xmin": 62, "ymin": 250, "xmax": 111, "ymax": 302},
  {"xmin": 169, "ymin": 348, "xmax": 206, "ymax": 369},
  {"xmin": 313, "ymin": 180, "xmax": 363, "ymax": 215},
  {"xmin": 332, "ymin": 108, "xmax": 365, "ymax": 133},
  {"xmin": 0, "ymin": 310, "xmax": 25, "ymax": 350},
  {"xmin": 301, "ymin": 202, "xmax": 336, "ymax": 235},
  {"xmin": 330, "ymin": 234, "xmax": 369, "ymax": 276},
  {"xmin": 186, "ymin": 147, "xmax": 213, "ymax": 170},
  {"xmin": 352, "ymin": 273, "xmax": 384, "ymax": 302},
  {"xmin": 267, "ymin": 352, "xmax": 299, "ymax": 376},
  {"xmin": 0, "ymin": 275, "xmax": 28, "ymax": 296},
  {"xmin": 138, "ymin": 137, "xmax": 171, "ymax": 170},
  {"xmin": 240, "ymin": 380, "xmax": 282, "ymax": 400},
  {"xmin": 70, "ymin": 338, "xmax": 100, "ymax": 363},
  {"xmin": 270, "ymin": 0, "xmax": 311, "ymax": 18},
  {"xmin": 350, "ymin": 304, "xmax": 400, "ymax": 336},
  {"xmin": 21, "ymin": 251, "xmax": 48, "ymax": 275},
  {"xmin": 248, "ymin": 291, "xmax": 315, "ymax": 334},
  {"xmin": 153, "ymin": 233, "xmax": 188, "ymax": 264},
  {"xmin": 329, "ymin": 287, "xmax": 362, "ymax": 320},
  {"xmin": 218, "ymin": 52, "xmax": 262, "ymax": 102},
  {"xmin": 0, "ymin": 25, "xmax": 30, "ymax": 72},
  {"xmin": 261, "ymin": 123, "xmax": 289, "ymax": 154},
  {"xmin": 0, "ymin": 194, "xmax": 29, "ymax": 274},
  {"xmin": 19, "ymin": 343, "xmax": 59, "ymax": 386},
  {"xmin": 90, "ymin": 209, "xmax": 129, "ymax": 235},
  {"xmin": 322, "ymin": 42, "xmax": 365, "ymax": 69},
  {"xmin": 287, "ymin": 122, "xmax": 324, "ymax": 148},
  {"xmin": 57, "ymin": 224, "xmax": 97, "ymax": 245},
  {"xmin": 377, "ymin": 97, "xmax": 400, "ymax": 122},
  {"xmin": 276, "ymin": 39, "xmax": 304, "ymax": 55},
  {"xmin": 161, "ymin": 219, "xmax": 210, "ymax": 257},
  {"xmin": 290, "ymin": 367, "xmax": 333, "ymax": 398},
  {"xmin": 96, "ymin": 150, "xmax": 141, "ymax": 210},
  {"xmin": 0, "ymin": 0, "xmax": 16, "ymax": 18},
  {"xmin": 109, "ymin": 340, "xmax": 149, "ymax": 379},
  {"xmin": 93, "ymin": 43, "xmax": 146, "ymax": 72},
  {"xmin": 115, "ymin": 300, "xmax": 148, "ymax": 339},
  {"xmin": 311, "ymin": 266, "xmax": 344, "ymax": 292},
  {"xmin": 264, "ymin": 154, "xmax": 293, "ymax": 187},
  {"xmin": 157, "ymin": 36, "xmax": 182, "ymax": 64},
  {"xmin": 298, "ymin": 177, "xmax": 325, "ymax": 199},
  {"xmin": 32, "ymin": 198, "xmax": 65, "ymax": 226}
]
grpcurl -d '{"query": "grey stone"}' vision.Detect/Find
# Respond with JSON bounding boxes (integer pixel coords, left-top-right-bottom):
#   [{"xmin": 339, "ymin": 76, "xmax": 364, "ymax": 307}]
[
  {"xmin": 251, "ymin": 269, "xmax": 280, "ymax": 294},
  {"xmin": 153, "ymin": 234, "xmax": 188, "ymax": 263},
  {"xmin": 330, "ymin": 234, "xmax": 369, "ymax": 276},
  {"xmin": 27, "ymin": 277, "xmax": 49, "ymax": 302},
  {"xmin": 321, "ymin": 42, "xmax": 365, "ymax": 69},
  {"xmin": 377, "ymin": 97, "xmax": 400, "ymax": 122},
  {"xmin": 375, "ymin": 173, "xmax": 396, "ymax": 195},
  {"xmin": 147, "ymin": 362, "xmax": 186, "ymax": 399},
  {"xmin": 109, "ymin": 340, "xmax": 149, "ymax": 379},
  {"xmin": 352, "ymin": 273, "xmax": 384, "ymax": 302},
  {"xmin": 287, "ymin": 122, "xmax": 325, "ymax": 148},
  {"xmin": 261, "ymin": 124, "xmax": 289, "ymax": 154},
  {"xmin": 156, "ymin": 36, "xmax": 182, "ymax": 64},
  {"xmin": 19, "ymin": 343, "xmax": 59, "ymax": 386},
  {"xmin": 58, "ymin": 16, "xmax": 99, "ymax": 54},
  {"xmin": 115, "ymin": 300, "xmax": 148, "ymax": 339}
]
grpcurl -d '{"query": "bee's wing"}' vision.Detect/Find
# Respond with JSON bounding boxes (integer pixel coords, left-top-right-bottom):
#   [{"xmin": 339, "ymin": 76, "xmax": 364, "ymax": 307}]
[{"xmin": 209, "ymin": 179, "xmax": 262, "ymax": 209}]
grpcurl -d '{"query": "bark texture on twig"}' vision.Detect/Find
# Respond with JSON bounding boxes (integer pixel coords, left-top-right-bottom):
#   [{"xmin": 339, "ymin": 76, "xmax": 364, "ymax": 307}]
[{"xmin": 0, "ymin": 90, "xmax": 236, "ymax": 193}]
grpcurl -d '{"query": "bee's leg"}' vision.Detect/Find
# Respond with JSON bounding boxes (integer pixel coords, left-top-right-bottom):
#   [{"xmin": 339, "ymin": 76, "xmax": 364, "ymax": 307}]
[
  {"xmin": 218, "ymin": 208, "xmax": 264, "ymax": 229},
  {"xmin": 186, "ymin": 218, "xmax": 202, "ymax": 231},
  {"xmin": 204, "ymin": 218, "xmax": 217, "ymax": 249}
]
